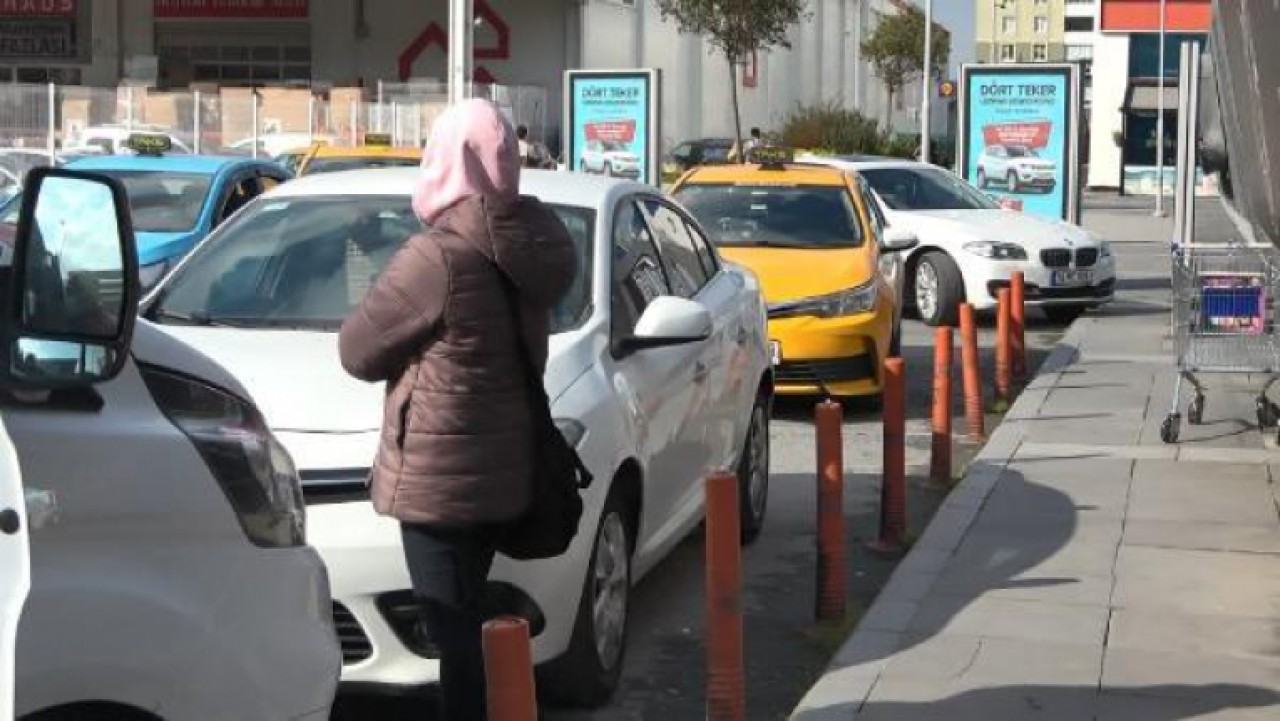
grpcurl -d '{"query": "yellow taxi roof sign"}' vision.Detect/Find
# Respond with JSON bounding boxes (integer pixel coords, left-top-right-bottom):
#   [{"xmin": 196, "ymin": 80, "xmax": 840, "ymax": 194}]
[
  {"xmin": 363, "ymin": 132, "xmax": 392, "ymax": 147},
  {"xmin": 125, "ymin": 132, "xmax": 172, "ymax": 156},
  {"xmin": 746, "ymin": 145, "xmax": 794, "ymax": 169}
]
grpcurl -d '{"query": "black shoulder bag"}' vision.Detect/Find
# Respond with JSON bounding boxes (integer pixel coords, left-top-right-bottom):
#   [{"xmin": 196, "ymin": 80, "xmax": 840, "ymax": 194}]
[{"xmin": 493, "ymin": 269, "xmax": 593, "ymax": 561}]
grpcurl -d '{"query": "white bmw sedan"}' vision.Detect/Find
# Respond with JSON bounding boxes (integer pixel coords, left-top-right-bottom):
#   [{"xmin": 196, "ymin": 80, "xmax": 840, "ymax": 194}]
[
  {"xmin": 803, "ymin": 156, "xmax": 1115, "ymax": 326},
  {"xmin": 141, "ymin": 168, "xmax": 773, "ymax": 706}
]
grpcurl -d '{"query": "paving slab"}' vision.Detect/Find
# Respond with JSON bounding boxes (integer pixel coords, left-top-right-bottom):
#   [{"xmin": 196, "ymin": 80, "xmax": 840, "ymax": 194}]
[
  {"xmin": 1123, "ymin": 519, "xmax": 1280, "ymax": 554},
  {"xmin": 907, "ymin": 595, "xmax": 1110, "ymax": 647},
  {"xmin": 1101, "ymin": 648, "xmax": 1280, "ymax": 702},
  {"xmin": 1021, "ymin": 415, "xmax": 1144, "ymax": 446},
  {"xmin": 1112, "ymin": 546, "xmax": 1280, "ymax": 618},
  {"xmin": 1097, "ymin": 690, "xmax": 1280, "ymax": 721},
  {"xmin": 1128, "ymin": 461, "xmax": 1276, "ymax": 524},
  {"xmin": 1107, "ymin": 608, "xmax": 1280, "ymax": 662}
]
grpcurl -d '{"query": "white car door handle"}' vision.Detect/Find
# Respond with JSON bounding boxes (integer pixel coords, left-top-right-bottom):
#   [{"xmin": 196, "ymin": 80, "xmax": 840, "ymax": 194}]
[{"xmin": 24, "ymin": 488, "xmax": 57, "ymax": 530}]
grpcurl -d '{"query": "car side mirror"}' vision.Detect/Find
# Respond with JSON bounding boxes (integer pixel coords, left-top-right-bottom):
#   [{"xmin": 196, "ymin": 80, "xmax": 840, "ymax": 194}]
[
  {"xmin": 881, "ymin": 227, "xmax": 919, "ymax": 254},
  {"xmin": 616, "ymin": 296, "xmax": 712, "ymax": 355},
  {"xmin": 2, "ymin": 168, "xmax": 138, "ymax": 389}
]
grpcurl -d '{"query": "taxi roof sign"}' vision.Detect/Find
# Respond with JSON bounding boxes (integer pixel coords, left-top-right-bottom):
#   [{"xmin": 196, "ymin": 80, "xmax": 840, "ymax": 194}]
[
  {"xmin": 747, "ymin": 145, "xmax": 794, "ymax": 169},
  {"xmin": 125, "ymin": 132, "xmax": 172, "ymax": 156},
  {"xmin": 363, "ymin": 132, "xmax": 392, "ymax": 147}
]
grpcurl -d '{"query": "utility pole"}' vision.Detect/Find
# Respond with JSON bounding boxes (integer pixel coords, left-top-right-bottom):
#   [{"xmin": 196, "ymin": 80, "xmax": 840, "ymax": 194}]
[
  {"xmin": 921, "ymin": 0, "xmax": 933, "ymax": 163},
  {"xmin": 447, "ymin": 0, "xmax": 474, "ymax": 105},
  {"xmin": 1154, "ymin": 0, "xmax": 1168, "ymax": 217}
]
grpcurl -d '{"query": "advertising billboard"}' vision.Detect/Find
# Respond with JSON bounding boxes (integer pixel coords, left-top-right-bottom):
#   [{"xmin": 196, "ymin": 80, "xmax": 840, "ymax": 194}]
[
  {"xmin": 564, "ymin": 69, "xmax": 661, "ymax": 187},
  {"xmin": 958, "ymin": 64, "xmax": 1082, "ymax": 223}
]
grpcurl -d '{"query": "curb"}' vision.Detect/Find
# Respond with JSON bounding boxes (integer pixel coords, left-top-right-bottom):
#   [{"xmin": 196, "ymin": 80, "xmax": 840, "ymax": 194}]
[{"xmin": 787, "ymin": 319, "xmax": 1091, "ymax": 721}]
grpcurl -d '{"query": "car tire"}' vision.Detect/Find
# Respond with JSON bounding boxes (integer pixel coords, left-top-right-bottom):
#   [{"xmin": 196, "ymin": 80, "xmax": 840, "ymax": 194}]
[
  {"xmin": 914, "ymin": 252, "xmax": 964, "ymax": 327},
  {"xmin": 1044, "ymin": 306, "xmax": 1085, "ymax": 325},
  {"xmin": 738, "ymin": 391, "xmax": 771, "ymax": 545},
  {"xmin": 977, "ymin": 167, "xmax": 988, "ymax": 188},
  {"xmin": 1007, "ymin": 170, "xmax": 1020, "ymax": 193},
  {"xmin": 538, "ymin": 484, "xmax": 633, "ymax": 708}
]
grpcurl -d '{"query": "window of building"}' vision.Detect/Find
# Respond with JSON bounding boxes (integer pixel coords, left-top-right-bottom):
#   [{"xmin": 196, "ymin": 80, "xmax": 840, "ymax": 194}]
[
  {"xmin": 1033, "ymin": 44, "xmax": 1049, "ymax": 62},
  {"xmin": 1035, "ymin": 16, "xmax": 1050, "ymax": 35},
  {"xmin": 1001, "ymin": 16, "xmax": 1017, "ymax": 36},
  {"xmin": 1066, "ymin": 44, "xmax": 1095, "ymax": 62},
  {"xmin": 1129, "ymin": 31, "xmax": 1209, "ymax": 78},
  {"xmin": 1065, "ymin": 16, "xmax": 1095, "ymax": 32},
  {"xmin": 1001, "ymin": 44, "xmax": 1017, "ymax": 62},
  {"xmin": 156, "ymin": 24, "xmax": 311, "ymax": 88}
]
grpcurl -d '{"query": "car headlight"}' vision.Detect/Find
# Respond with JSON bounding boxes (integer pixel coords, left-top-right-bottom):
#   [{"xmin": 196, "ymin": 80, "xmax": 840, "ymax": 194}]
[
  {"xmin": 964, "ymin": 241, "xmax": 1028, "ymax": 261},
  {"xmin": 771, "ymin": 282, "xmax": 879, "ymax": 319},
  {"xmin": 138, "ymin": 259, "xmax": 171, "ymax": 292},
  {"xmin": 555, "ymin": 418, "xmax": 586, "ymax": 449},
  {"xmin": 140, "ymin": 365, "xmax": 305, "ymax": 547}
]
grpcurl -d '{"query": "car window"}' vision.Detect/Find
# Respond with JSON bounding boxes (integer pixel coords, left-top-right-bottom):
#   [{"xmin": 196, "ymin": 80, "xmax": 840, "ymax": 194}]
[
  {"xmin": 674, "ymin": 183, "xmax": 864, "ymax": 250},
  {"xmin": 90, "ymin": 170, "xmax": 212, "ymax": 233},
  {"xmin": 641, "ymin": 199, "xmax": 710, "ymax": 298},
  {"xmin": 682, "ymin": 218, "xmax": 719, "ymax": 279},
  {"xmin": 151, "ymin": 195, "xmax": 594, "ymax": 333},
  {"xmin": 672, "ymin": 143, "xmax": 691, "ymax": 158},
  {"xmin": 860, "ymin": 167, "xmax": 1001, "ymax": 211},
  {"xmin": 611, "ymin": 199, "xmax": 671, "ymax": 340},
  {"xmin": 854, "ymin": 177, "xmax": 885, "ymax": 241},
  {"xmin": 218, "ymin": 174, "xmax": 259, "ymax": 224},
  {"xmin": 302, "ymin": 156, "xmax": 421, "ymax": 175}
]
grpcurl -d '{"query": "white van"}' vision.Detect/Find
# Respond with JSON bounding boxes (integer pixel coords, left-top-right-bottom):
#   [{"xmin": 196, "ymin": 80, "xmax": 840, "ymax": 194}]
[{"xmin": 0, "ymin": 168, "xmax": 339, "ymax": 720}]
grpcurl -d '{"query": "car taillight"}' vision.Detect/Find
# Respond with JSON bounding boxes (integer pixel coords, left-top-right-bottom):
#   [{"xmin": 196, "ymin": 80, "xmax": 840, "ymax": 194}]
[{"xmin": 140, "ymin": 364, "xmax": 306, "ymax": 547}]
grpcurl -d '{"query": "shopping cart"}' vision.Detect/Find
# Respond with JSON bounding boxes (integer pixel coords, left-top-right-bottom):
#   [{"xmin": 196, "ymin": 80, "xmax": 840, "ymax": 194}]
[{"xmin": 1163, "ymin": 243, "xmax": 1280, "ymax": 443}]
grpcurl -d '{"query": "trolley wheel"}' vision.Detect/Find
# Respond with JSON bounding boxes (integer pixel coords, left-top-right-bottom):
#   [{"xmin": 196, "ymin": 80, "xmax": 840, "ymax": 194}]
[
  {"xmin": 1256, "ymin": 398, "xmax": 1278, "ymax": 430},
  {"xmin": 1187, "ymin": 396, "xmax": 1205, "ymax": 426},
  {"xmin": 1160, "ymin": 414, "xmax": 1181, "ymax": 444}
]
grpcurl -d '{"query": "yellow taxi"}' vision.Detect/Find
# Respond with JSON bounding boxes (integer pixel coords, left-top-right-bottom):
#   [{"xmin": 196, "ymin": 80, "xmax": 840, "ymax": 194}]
[
  {"xmin": 295, "ymin": 133, "xmax": 422, "ymax": 176},
  {"xmin": 671, "ymin": 148, "xmax": 917, "ymax": 398}
]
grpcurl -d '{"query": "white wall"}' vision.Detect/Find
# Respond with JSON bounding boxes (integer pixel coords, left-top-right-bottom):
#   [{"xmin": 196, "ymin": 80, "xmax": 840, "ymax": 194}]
[{"xmin": 1088, "ymin": 32, "xmax": 1129, "ymax": 188}]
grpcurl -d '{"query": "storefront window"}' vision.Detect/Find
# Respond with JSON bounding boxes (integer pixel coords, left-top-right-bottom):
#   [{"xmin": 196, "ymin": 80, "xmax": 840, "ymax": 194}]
[{"xmin": 1129, "ymin": 32, "xmax": 1208, "ymax": 79}]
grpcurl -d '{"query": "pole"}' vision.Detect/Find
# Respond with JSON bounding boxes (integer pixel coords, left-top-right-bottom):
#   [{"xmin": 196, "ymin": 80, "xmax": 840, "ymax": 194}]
[
  {"xmin": 125, "ymin": 85, "xmax": 135, "ymax": 132},
  {"xmin": 251, "ymin": 90, "xmax": 261, "ymax": 159},
  {"xmin": 307, "ymin": 93, "xmax": 315, "ymax": 140},
  {"xmin": 46, "ymin": 82, "xmax": 55, "ymax": 165},
  {"xmin": 814, "ymin": 400, "xmax": 846, "ymax": 622},
  {"xmin": 705, "ymin": 471, "xmax": 745, "ymax": 721},
  {"xmin": 349, "ymin": 99, "xmax": 358, "ymax": 146},
  {"xmin": 930, "ymin": 327, "xmax": 953, "ymax": 485},
  {"xmin": 920, "ymin": 0, "xmax": 933, "ymax": 163},
  {"xmin": 193, "ymin": 90, "xmax": 202, "ymax": 154},
  {"xmin": 869, "ymin": 357, "xmax": 908, "ymax": 557},
  {"xmin": 482, "ymin": 618, "xmax": 537, "ymax": 721},
  {"xmin": 1154, "ymin": 0, "xmax": 1167, "ymax": 217},
  {"xmin": 990, "ymin": 0, "xmax": 998, "ymax": 63},
  {"xmin": 448, "ymin": 0, "xmax": 475, "ymax": 105}
]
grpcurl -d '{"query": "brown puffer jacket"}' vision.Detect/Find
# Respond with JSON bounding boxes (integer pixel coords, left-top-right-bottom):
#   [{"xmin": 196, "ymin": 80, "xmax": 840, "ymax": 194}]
[{"xmin": 338, "ymin": 194, "xmax": 577, "ymax": 527}]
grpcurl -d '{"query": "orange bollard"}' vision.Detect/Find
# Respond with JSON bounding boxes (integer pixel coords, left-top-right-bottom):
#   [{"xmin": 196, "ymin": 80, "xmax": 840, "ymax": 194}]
[
  {"xmin": 930, "ymin": 327, "xmax": 954, "ymax": 485},
  {"xmin": 1011, "ymin": 272, "xmax": 1027, "ymax": 381},
  {"xmin": 815, "ymin": 399, "xmax": 846, "ymax": 622},
  {"xmin": 483, "ymin": 617, "xmax": 538, "ymax": 721},
  {"xmin": 996, "ymin": 288, "xmax": 1012, "ymax": 408},
  {"xmin": 960, "ymin": 303, "xmax": 986, "ymax": 442},
  {"xmin": 869, "ymin": 357, "xmax": 908, "ymax": 556},
  {"xmin": 705, "ymin": 471, "xmax": 745, "ymax": 721}
]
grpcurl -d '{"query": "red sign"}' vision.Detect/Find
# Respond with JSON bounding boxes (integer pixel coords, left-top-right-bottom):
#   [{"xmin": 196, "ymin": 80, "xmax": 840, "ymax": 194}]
[
  {"xmin": 983, "ymin": 120, "xmax": 1052, "ymax": 149},
  {"xmin": 1100, "ymin": 0, "xmax": 1211, "ymax": 33},
  {"xmin": 585, "ymin": 121, "xmax": 636, "ymax": 144},
  {"xmin": 154, "ymin": 0, "xmax": 308, "ymax": 18},
  {"xmin": 0, "ymin": 0, "xmax": 75, "ymax": 17}
]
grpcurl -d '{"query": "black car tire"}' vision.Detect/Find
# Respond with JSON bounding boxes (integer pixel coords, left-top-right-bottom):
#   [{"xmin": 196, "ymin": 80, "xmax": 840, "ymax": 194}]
[{"xmin": 914, "ymin": 251, "xmax": 964, "ymax": 327}]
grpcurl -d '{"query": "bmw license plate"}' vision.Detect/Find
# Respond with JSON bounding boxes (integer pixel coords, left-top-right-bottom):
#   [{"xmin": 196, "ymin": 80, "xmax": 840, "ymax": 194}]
[
  {"xmin": 1051, "ymin": 269, "xmax": 1093, "ymax": 287},
  {"xmin": 770, "ymin": 341, "xmax": 781, "ymax": 366}
]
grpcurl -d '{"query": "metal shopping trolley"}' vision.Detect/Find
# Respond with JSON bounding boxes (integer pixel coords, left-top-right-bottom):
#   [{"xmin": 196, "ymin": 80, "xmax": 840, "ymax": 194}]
[{"xmin": 1163, "ymin": 242, "xmax": 1280, "ymax": 443}]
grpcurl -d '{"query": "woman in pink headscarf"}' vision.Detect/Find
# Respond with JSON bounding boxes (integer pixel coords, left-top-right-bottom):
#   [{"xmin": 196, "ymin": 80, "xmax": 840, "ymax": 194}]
[{"xmin": 339, "ymin": 98, "xmax": 576, "ymax": 720}]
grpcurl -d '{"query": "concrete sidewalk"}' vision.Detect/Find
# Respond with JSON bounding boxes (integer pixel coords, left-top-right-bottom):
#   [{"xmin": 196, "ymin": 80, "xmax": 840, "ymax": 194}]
[{"xmin": 790, "ymin": 240, "xmax": 1280, "ymax": 720}]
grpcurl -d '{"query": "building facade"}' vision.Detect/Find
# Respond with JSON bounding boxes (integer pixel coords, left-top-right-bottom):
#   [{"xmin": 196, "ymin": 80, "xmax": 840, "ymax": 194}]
[
  {"xmin": 976, "ymin": 0, "xmax": 1067, "ymax": 64},
  {"xmin": 0, "ymin": 0, "xmax": 937, "ymax": 150}
]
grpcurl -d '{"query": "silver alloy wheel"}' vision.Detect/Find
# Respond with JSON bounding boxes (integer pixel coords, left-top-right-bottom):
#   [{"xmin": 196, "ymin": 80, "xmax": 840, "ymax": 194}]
[
  {"xmin": 746, "ymin": 403, "xmax": 769, "ymax": 519},
  {"xmin": 916, "ymin": 260, "xmax": 940, "ymax": 322},
  {"xmin": 591, "ymin": 511, "xmax": 629, "ymax": 671}
]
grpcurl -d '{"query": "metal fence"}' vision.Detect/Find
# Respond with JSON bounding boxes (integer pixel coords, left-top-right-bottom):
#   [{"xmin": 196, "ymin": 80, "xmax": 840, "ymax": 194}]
[{"xmin": 0, "ymin": 82, "xmax": 550, "ymax": 165}]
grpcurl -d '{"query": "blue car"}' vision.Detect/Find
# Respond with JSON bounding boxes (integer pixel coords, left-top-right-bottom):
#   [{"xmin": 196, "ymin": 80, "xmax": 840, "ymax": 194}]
[{"xmin": 1, "ymin": 148, "xmax": 291, "ymax": 291}]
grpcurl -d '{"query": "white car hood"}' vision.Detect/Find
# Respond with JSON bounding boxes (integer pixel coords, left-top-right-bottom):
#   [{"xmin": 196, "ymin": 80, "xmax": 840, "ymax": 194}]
[{"xmin": 890, "ymin": 209, "xmax": 1096, "ymax": 250}]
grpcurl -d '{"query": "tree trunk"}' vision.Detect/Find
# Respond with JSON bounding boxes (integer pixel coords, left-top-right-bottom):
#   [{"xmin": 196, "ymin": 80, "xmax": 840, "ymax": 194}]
[
  {"xmin": 729, "ymin": 53, "xmax": 743, "ymax": 158},
  {"xmin": 885, "ymin": 86, "xmax": 895, "ymax": 134}
]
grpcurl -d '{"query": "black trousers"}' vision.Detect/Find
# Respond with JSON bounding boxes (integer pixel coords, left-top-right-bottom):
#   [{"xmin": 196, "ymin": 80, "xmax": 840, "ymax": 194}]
[{"xmin": 401, "ymin": 523, "xmax": 497, "ymax": 721}]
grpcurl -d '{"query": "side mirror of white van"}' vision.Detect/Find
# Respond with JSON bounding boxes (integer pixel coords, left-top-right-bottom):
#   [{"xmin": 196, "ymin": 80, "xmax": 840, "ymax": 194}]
[{"xmin": 2, "ymin": 168, "xmax": 138, "ymax": 389}]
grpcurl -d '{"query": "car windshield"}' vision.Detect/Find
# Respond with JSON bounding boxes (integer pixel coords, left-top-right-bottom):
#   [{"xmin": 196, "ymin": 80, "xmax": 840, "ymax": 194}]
[
  {"xmin": 82, "ymin": 170, "xmax": 212, "ymax": 233},
  {"xmin": 304, "ymin": 156, "xmax": 421, "ymax": 175},
  {"xmin": 149, "ymin": 195, "xmax": 595, "ymax": 333},
  {"xmin": 603, "ymin": 142, "xmax": 628, "ymax": 152},
  {"xmin": 860, "ymin": 167, "xmax": 1001, "ymax": 211},
  {"xmin": 1006, "ymin": 146, "xmax": 1036, "ymax": 158},
  {"xmin": 674, "ymin": 183, "xmax": 864, "ymax": 249}
]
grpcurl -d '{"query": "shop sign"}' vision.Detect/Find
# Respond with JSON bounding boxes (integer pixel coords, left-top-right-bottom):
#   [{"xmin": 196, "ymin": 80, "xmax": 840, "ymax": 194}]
[
  {"xmin": 564, "ymin": 69, "xmax": 662, "ymax": 187},
  {"xmin": 958, "ymin": 64, "xmax": 1083, "ymax": 223},
  {"xmin": 154, "ymin": 0, "xmax": 308, "ymax": 19},
  {"xmin": 0, "ymin": 0, "xmax": 75, "ymax": 16},
  {"xmin": 0, "ymin": 18, "xmax": 75, "ymax": 60}
]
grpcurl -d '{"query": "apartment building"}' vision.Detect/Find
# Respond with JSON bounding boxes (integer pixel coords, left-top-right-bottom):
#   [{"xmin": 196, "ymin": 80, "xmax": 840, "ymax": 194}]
[{"xmin": 975, "ymin": 0, "xmax": 1067, "ymax": 64}]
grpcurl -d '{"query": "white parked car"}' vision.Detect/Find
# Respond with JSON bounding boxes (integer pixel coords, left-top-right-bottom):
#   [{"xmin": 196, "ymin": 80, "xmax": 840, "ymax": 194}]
[
  {"xmin": 2, "ymin": 168, "xmax": 339, "ymax": 720},
  {"xmin": 580, "ymin": 140, "xmax": 642, "ymax": 179},
  {"xmin": 802, "ymin": 156, "xmax": 1115, "ymax": 326},
  {"xmin": 143, "ymin": 168, "xmax": 773, "ymax": 705},
  {"xmin": 976, "ymin": 144, "xmax": 1057, "ymax": 194},
  {"xmin": 65, "ymin": 125, "xmax": 192, "ymax": 156}
]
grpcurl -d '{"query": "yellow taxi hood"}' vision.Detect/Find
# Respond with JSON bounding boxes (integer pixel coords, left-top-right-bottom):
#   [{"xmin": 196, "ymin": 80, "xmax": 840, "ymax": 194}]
[{"xmin": 719, "ymin": 247, "xmax": 874, "ymax": 304}]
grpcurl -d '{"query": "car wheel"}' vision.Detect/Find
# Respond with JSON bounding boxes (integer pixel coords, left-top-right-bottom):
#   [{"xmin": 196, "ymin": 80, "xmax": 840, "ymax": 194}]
[
  {"xmin": 1044, "ymin": 306, "xmax": 1085, "ymax": 325},
  {"xmin": 738, "ymin": 391, "xmax": 771, "ymax": 545},
  {"xmin": 538, "ymin": 485, "xmax": 632, "ymax": 708},
  {"xmin": 914, "ymin": 252, "xmax": 964, "ymax": 327},
  {"xmin": 977, "ymin": 167, "xmax": 987, "ymax": 188},
  {"xmin": 1007, "ymin": 170, "xmax": 1020, "ymax": 193}
]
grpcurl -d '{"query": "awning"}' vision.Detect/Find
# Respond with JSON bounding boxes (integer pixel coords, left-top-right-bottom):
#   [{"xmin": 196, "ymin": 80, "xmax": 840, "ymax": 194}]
[{"xmin": 1124, "ymin": 83, "xmax": 1181, "ymax": 113}]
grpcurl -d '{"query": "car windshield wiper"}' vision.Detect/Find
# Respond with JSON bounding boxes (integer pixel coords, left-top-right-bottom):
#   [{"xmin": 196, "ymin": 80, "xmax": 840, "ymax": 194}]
[{"xmin": 151, "ymin": 309, "xmax": 250, "ymax": 328}]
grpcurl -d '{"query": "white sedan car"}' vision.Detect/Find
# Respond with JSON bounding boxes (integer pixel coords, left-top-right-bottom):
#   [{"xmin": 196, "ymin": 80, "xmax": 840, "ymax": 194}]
[
  {"xmin": 976, "ymin": 144, "xmax": 1058, "ymax": 194},
  {"xmin": 142, "ymin": 168, "xmax": 772, "ymax": 706},
  {"xmin": 581, "ymin": 140, "xmax": 642, "ymax": 179},
  {"xmin": 803, "ymin": 156, "xmax": 1115, "ymax": 326}
]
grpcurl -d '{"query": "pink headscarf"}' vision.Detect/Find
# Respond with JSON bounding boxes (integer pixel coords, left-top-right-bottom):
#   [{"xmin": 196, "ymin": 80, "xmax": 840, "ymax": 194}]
[{"xmin": 412, "ymin": 98, "xmax": 520, "ymax": 224}]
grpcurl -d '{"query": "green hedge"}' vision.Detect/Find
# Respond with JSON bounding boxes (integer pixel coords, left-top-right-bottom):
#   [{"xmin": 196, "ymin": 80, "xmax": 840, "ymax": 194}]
[{"xmin": 781, "ymin": 102, "xmax": 955, "ymax": 168}]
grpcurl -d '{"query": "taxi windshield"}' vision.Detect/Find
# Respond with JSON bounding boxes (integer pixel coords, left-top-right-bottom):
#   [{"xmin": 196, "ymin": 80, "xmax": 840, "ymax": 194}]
[
  {"xmin": 148, "ymin": 195, "xmax": 595, "ymax": 333},
  {"xmin": 304, "ymin": 156, "xmax": 421, "ymax": 175},
  {"xmin": 93, "ymin": 170, "xmax": 212, "ymax": 233},
  {"xmin": 674, "ymin": 183, "xmax": 864, "ymax": 249}
]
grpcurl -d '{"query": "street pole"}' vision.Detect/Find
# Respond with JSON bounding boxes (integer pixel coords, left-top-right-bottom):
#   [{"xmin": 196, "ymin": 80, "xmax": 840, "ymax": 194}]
[
  {"xmin": 921, "ymin": 0, "xmax": 933, "ymax": 163},
  {"xmin": 447, "ymin": 0, "xmax": 474, "ymax": 105},
  {"xmin": 990, "ymin": 0, "xmax": 997, "ymax": 63},
  {"xmin": 1154, "ymin": 0, "xmax": 1167, "ymax": 217}
]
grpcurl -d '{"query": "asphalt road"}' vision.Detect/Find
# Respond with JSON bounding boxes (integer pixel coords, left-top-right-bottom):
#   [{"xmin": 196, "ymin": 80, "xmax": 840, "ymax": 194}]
[{"xmin": 332, "ymin": 307, "xmax": 1068, "ymax": 721}]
